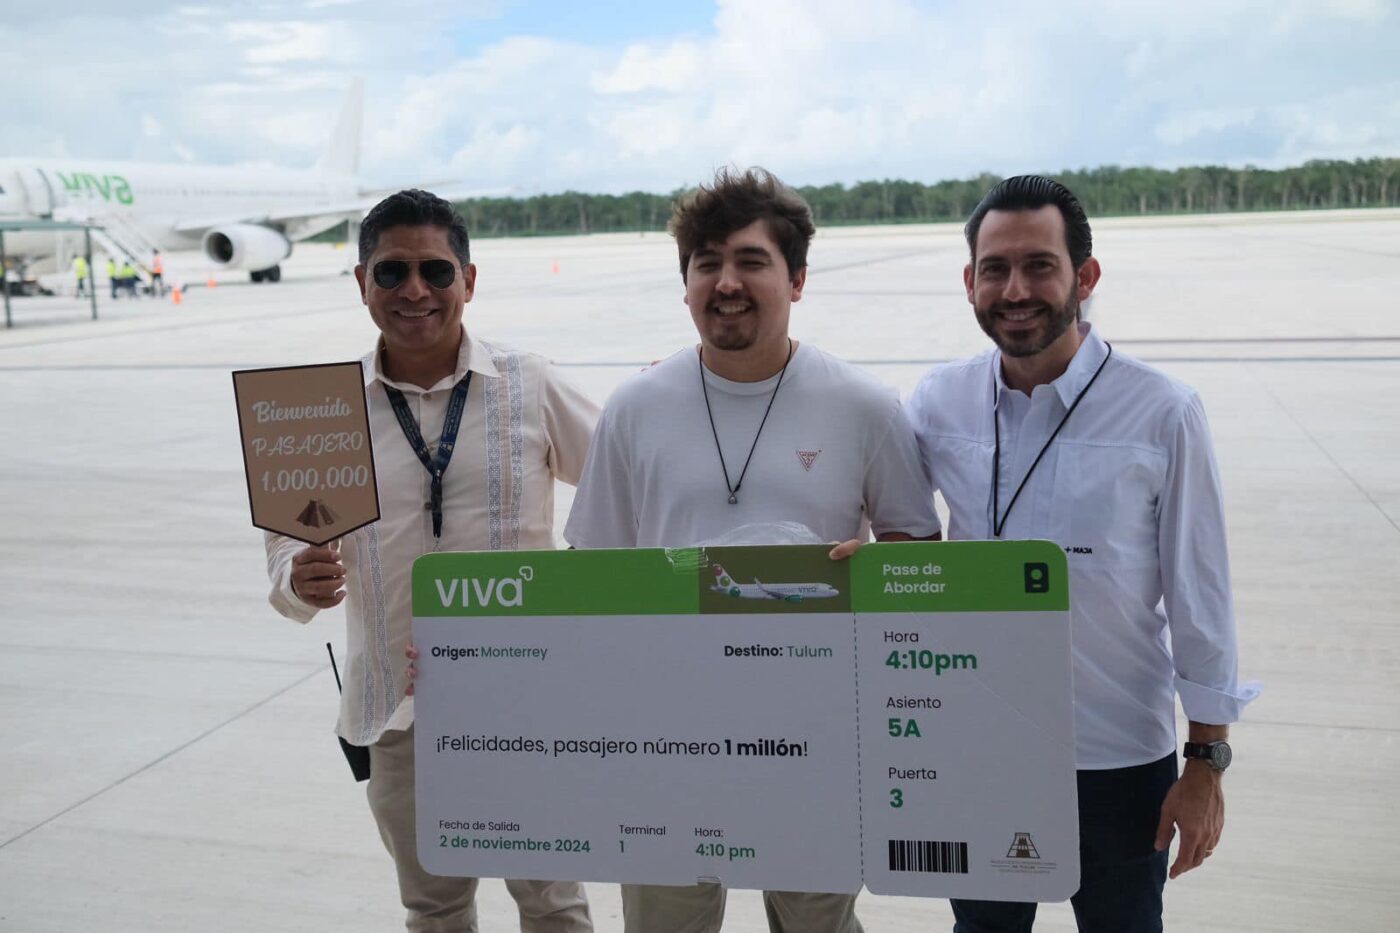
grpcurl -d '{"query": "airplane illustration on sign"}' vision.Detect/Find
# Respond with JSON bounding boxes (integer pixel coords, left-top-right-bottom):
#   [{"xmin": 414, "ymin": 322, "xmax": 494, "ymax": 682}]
[{"xmin": 709, "ymin": 564, "xmax": 839, "ymax": 603}]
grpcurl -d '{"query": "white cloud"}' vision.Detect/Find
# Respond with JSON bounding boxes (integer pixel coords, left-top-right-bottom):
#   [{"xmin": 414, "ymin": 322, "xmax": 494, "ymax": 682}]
[
  {"xmin": 225, "ymin": 22, "xmax": 343, "ymax": 65},
  {"xmin": 0, "ymin": 0, "xmax": 1394, "ymax": 194},
  {"xmin": 1155, "ymin": 108, "xmax": 1261, "ymax": 147},
  {"xmin": 447, "ymin": 124, "xmax": 542, "ymax": 176},
  {"xmin": 592, "ymin": 42, "xmax": 704, "ymax": 95}
]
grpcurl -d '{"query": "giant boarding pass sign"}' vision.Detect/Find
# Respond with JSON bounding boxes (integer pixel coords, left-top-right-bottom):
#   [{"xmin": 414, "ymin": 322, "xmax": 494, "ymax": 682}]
[{"xmin": 412, "ymin": 541, "xmax": 1078, "ymax": 901}]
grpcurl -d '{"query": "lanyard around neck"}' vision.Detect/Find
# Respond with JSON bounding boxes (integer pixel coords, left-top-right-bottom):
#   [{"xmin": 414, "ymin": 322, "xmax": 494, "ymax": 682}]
[
  {"xmin": 990, "ymin": 343, "xmax": 1112, "ymax": 538},
  {"xmin": 699, "ymin": 340, "xmax": 794, "ymax": 505},
  {"xmin": 383, "ymin": 373, "xmax": 472, "ymax": 539}
]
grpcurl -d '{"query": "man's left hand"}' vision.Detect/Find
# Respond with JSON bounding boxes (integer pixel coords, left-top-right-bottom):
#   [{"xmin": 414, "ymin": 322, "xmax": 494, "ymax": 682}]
[{"xmin": 1154, "ymin": 762, "xmax": 1225, "ymax": 879}]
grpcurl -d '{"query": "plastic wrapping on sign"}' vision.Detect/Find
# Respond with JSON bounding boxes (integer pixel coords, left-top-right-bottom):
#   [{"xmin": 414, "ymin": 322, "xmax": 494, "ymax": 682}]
[{"xmin": 696, "ymin": 522, "xmax": 825, "ymax": 548}]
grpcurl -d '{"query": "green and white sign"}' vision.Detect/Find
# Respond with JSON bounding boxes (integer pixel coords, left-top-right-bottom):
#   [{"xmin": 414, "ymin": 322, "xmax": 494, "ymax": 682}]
[{"xmin": 412, "ymin": 541, "xmax": 1078, "ymax": 901}]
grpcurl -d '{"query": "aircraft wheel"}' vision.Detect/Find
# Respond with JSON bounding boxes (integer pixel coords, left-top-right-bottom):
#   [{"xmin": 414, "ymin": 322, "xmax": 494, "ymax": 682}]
[
  {"xmin": 249, "ymin": 270, "xmax": 264, "ymax": 283},
  {"xmin": 265, "ymin": 265, "xmax": 282, "ymax": 283}
]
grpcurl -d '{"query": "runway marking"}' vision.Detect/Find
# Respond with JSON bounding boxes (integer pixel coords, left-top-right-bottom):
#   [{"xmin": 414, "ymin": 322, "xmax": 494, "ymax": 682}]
[
  {"xmin": 4, "ymin": 355, "xmax": 1400, "ymax": 373},
  {"xmin": 1247, "ymin": 364, "xmax": 1400, "ymax": 536},
  {"xmin": 0, "ymin": 642, "xmax": 324, "ymax": 666},
  {"xmin": 808, "ymin": 247, "xmax": 942, "ymax": 275},
  {"xmin": 1229, "ymin": 231, "xmax": 1400, "ymax": 260},
  {"xmin": 1243, "ymin": 718, "xmax": 1400, "ymax": 735},
  {"xmin": 0, "ymin": 303, "xmax": 347, "ymax": 350},
  {"xmin": 0, "ymin": 665, "xmax": 327, "ymax": 852},
  {"xmin": 807, "ymin": 287, "xmax": 967, "ymax": 296},
  {"xmin": 1109, "ymin": 335, "xmax": 1400, "ymax": 345}
]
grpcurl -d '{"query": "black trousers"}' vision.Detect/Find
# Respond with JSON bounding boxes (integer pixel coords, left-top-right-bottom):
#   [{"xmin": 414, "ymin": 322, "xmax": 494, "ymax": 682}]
[{"xmin": 951, "ymin": 753, "xmax": 1178, "ymax": 933}]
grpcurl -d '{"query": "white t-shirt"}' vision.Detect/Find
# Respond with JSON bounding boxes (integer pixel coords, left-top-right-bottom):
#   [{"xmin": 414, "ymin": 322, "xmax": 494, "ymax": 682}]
[{"xmin": 565, "ymin": 343, "xmax": 941, "ymax": 548}]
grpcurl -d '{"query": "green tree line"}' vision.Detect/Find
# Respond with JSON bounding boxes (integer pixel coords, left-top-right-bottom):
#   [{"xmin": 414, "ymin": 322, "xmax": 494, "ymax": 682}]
[{"xmin": 320, "ymin": 157, "xmax": 1399, "ymax": 241}]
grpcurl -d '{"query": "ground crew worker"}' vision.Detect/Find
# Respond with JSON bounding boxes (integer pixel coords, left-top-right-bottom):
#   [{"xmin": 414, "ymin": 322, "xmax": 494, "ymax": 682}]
[
  {"xmin": 150, "ymin": 250, "xmax": 165, "ymax": 296},
  {"xmin": 119, "ymin": 260, "xmax": 139, "ymax": 298},
  {"xmin": 106, "ymin": 257, "xmax": 118, "ymax": 299},
  {"xmin": 73, "ymin": 255, "xmax": 89, "ymax": 297}
]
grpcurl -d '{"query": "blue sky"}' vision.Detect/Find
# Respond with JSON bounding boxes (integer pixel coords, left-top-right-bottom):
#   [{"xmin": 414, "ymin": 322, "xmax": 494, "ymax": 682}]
[
  {"xmin": 453, "ymin": 1, "xmax": 715, "ymax": 48},
  {"xmin": 1, "ymin": 0, "xmax": 1397, "ymax": 194}
]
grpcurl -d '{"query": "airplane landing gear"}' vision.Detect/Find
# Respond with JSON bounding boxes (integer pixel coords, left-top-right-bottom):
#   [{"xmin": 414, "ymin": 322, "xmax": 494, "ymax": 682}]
[{"xmin": 249, "ymin": 265, "xmax": 282, "ymax": 283}]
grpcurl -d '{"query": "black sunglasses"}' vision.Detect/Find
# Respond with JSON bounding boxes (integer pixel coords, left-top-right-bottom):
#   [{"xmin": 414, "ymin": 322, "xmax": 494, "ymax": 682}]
[{"xmin": 372, "ymin": 259, "xmax": 457, "ymax": 290}]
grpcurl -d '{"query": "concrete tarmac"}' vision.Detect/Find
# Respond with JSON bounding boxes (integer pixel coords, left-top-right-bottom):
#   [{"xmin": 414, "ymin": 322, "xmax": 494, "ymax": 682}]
[{"xmin": 1, "ymin": 211, "xmax": 1398, "ymax": 932}]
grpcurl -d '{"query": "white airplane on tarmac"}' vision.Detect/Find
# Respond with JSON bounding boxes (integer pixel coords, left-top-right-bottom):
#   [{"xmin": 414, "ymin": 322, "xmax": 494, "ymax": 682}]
[
  {"xmin": 0, "ymin": 80, "xmax": 392, "ymax": 284},
  {"xmin": 708, "ymin": 564, "xmax": 840, "ymax": 603}
]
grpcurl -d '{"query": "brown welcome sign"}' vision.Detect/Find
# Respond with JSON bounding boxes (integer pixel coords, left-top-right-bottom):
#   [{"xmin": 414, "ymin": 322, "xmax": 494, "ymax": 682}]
[{"xmin": 233, "ymin": 362, "xmax": 380, "ymax": 545}]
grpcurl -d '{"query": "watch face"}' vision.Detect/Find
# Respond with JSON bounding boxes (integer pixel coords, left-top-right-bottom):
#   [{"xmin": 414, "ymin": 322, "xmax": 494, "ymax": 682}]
[{"xmin": 1210, "ymin": 742, "xmax": 1232, "ymax": 770}]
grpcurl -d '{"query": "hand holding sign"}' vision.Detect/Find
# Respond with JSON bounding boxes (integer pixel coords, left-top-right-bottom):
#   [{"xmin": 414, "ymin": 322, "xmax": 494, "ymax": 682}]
[{"xmin": 291, "ymin": 541, "xmax": 347, "ymax": 608}]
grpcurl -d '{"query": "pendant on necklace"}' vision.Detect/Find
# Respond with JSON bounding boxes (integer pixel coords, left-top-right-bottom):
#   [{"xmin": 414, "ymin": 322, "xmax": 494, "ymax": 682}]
[{"xmin": 728, "ymin": 493, "xmax": 738, "ymax": 505}]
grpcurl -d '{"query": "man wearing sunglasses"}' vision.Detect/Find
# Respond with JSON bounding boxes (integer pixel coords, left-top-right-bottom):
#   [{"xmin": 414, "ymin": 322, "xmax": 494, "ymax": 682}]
[{"xmin": 263, "ymin": 189, "xmax": 597, "ymax": 933}]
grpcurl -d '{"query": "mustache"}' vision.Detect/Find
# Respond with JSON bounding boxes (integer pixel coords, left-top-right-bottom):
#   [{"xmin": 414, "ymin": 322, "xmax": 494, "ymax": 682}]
[{"xmin": 989, "ymin": 300, "xmax": 1048, "ymax": 315}]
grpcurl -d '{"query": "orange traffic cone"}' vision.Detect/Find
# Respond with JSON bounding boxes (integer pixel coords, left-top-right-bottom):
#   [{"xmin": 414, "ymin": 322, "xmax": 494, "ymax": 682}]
[
  {"xmin": 206, "ymin": 275, "xmax": 217, "ymax": 289},
  {"xmin": 551, "ymin": 261, "xmax": 560, "ymax": 275},
  {"xmin": 171, "ymin": 285, "xmax": 183, "ymax": 306}
]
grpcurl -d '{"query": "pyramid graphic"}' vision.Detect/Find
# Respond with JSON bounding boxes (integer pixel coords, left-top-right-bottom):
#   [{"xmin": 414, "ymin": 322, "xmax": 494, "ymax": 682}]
[
  {"xmin": 1006, "ymin": 832, "xmax": 1040, "ymax": 859},
  {"xmin": 797, "ymin": 449, "xmax": 821, "ymax": 472},
  {"xmin": 296, "ymin": 498, "xmax": 339, "ymax": 528}
]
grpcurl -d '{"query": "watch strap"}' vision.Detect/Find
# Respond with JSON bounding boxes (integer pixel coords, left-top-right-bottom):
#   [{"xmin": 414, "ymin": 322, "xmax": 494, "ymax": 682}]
[{"xmin": 1183, "ymin": 740, "xmax": 1231, "ymax": 771}]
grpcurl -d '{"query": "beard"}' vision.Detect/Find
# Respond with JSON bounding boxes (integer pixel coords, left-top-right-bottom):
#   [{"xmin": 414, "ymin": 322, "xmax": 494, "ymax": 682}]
[
  {"xmin": 700, "ymin": 296, "xmax": 760, "ymax": 351},
  {"xmin": 976, "ymin": 290, "xmax": 1080, "ymax": 358},
  {"xmin": 707, "ymin": 327, "xmax": 755, "ymax": 351}
]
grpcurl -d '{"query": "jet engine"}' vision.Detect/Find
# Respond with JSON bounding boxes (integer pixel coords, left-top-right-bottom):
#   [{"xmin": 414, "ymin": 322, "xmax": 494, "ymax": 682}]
[{"xmin": 201, "ymin": 224, "xmax": 292, "ymax": 274}]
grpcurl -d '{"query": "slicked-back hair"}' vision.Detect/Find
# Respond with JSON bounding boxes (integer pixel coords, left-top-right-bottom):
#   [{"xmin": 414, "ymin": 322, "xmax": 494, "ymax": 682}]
[
  {"xmin": 359, "ymin": 188, "xmax": 471, "ymax": 266},
  {"xmin": 965, "ymin": 175, "xmax": 1092, "ymax": 269},
  {"xmin": 669, "ymin": 167, "xmax": 816, "ymax": 281}
]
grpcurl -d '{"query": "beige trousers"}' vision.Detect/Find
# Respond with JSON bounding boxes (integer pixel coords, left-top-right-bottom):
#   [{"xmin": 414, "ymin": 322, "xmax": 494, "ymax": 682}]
[
  {"xmin": 621, "ymin": 882, "xmax": 863, "ymax": 933},
  {"xmin": 368, "ymin": 726, "xmax": 594, "ymax": 933}
]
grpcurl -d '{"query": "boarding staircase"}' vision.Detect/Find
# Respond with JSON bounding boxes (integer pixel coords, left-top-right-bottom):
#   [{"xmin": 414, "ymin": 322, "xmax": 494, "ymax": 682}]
[{"xmin": 54, "ymin": 207, "xmax": 163, "ymax": 274}]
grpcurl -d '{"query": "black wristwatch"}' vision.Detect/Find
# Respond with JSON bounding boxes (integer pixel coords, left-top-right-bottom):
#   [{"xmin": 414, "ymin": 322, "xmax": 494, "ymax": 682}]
[{"xmin": 1183, "ymin": 740, "xmax": 1232, "ymax": 772}]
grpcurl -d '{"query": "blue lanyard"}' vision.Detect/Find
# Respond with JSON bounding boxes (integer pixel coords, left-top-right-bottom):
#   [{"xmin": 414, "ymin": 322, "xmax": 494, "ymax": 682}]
[{"xmin": 383, "ymin": 373, "xmax": 471, "ymax": 539}]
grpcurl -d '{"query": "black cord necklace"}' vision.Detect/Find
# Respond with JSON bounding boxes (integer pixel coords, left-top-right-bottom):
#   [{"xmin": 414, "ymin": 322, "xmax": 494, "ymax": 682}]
[
  {"xmin": 699, "ymin": 339, "xmax": 795, "ymax": 505},
  {"xmin": 991, "ymin": 342, "xmax": 1112, "ymax": 537}
]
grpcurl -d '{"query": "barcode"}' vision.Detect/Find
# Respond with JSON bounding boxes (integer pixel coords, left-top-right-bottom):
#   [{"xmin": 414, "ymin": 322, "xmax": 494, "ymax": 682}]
[{"xmin": 887, "ymin": 839, "xmax": 969, "ymax": 874}]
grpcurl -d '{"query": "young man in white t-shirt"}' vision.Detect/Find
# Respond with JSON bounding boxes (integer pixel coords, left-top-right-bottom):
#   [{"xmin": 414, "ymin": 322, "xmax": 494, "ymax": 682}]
[{"xmin": 565, "ymin": 167, "xmax": 942, "ymax": 933}]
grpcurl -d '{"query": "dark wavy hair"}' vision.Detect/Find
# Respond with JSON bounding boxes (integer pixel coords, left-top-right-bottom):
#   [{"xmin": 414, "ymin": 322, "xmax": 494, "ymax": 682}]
[{"xmin": 669, "ymin": 167, "xmax": 816, "ymax": 281}]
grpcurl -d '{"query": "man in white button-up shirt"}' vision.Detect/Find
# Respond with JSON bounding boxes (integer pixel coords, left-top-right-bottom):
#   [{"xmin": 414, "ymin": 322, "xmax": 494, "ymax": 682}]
[
  {"xmin": 906, "ymin": 176, "xmax": 1259, "ymax": 933},
  {"xmin": 263, "ymin": 190, "xmax": 596, "ymax": 933}
]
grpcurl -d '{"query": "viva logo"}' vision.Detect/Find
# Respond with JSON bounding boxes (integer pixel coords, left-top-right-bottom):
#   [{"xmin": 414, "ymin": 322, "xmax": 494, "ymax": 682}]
[
  {"xmin": 434, "ymin": 565, "xmax": 534, "ymax": 608},
  {"xmin": 55, "ymin": 171, "xmax": 134, "ymax": 205}
]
